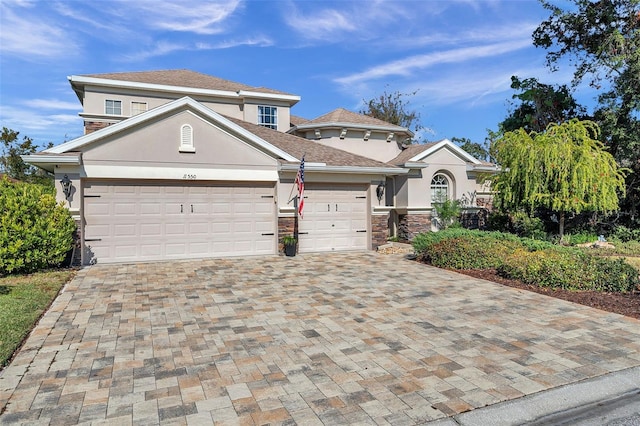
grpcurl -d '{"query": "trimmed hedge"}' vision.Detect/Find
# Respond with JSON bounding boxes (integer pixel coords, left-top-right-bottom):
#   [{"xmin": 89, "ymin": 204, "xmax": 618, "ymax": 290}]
[
  {"xmin": 0, "ymin": 177, "xmax": 76, "ymax": 274},
  {"xmin": 499, "ymin": 248, "xmax": 638, "ymax": 292},
  {"xmin": 413, "ymin": 228, "xmax": 639, "ymax": 293}
]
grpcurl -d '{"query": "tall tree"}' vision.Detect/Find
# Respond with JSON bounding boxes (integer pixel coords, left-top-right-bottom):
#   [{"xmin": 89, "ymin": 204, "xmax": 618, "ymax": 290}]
[
  {"xmin": 450, "ymin": 137, "xmax": 490, "ymax": 162},
  {"xmin": 360, "ymin": 89, "xmax": 423, "ymax": 139},
  {"xmin": 500, "ymin": 76, "xmax": 587, "ymax": 133},
  {"xmin": 533, "ymin": 0, "xmax": 640, "ymax": 223},
  {"xmin": 491, "ymin": 120, "xmax": 626, "ymax": 238}
]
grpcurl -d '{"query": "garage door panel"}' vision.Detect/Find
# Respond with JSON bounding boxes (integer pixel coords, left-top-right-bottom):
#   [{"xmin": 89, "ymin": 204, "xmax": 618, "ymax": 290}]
[
  {"xmin": 140, "ymin": 224, "xmax": 162, "ymax": 236},
  {"xmin": 84, "ymin": 181, "xmax": 276, "ymax": 263},
  {"xmin": 140, "ymin": 203, "xmax": 161, "ymax": 215},
  {"xmin": 299, "ymin": 185, "xmax": 368, "ymax": 253},
  {"xmin": 140, "ymin": 244, "xmax": 161, "ymax": 257},
  {"xmin": 114, "ymin": 224, "xmax": 136, "ymax": 236}
]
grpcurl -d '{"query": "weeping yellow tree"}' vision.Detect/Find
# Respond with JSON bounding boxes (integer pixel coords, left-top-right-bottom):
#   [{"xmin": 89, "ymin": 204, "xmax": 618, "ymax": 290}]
[{"xmin": 491, "ymin": 119, "xmax": 626, "ymax": 239}]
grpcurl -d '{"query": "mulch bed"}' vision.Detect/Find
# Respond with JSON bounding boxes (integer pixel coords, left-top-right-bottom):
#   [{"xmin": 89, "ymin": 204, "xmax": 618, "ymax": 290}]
[{"xmin": 457, "ymin": 268, "xmax": 640, "ymax": 320}]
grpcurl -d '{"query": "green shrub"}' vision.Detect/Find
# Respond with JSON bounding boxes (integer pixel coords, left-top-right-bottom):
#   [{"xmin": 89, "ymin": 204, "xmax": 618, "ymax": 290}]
[
  {"xmin": 427, "ymin": 236, "xmax": 522, "ymax": 269},
  {"xmin": 0, "ymin": 178, "xmax": 76, "ymax": 274},
  {"xmin": 432, "ymin": 199, "xmax": 462, "ymax": 230},
  {"xmin": 510, "ymin": 211, "xmax": 546, "ymax": 240},
  {"xmin": 610, "ymin": 225, "xmax": 640, "ymax": 243},
  {"xmin": 499, "ymin": 247, "xmax": 638, "ymax": 292}
]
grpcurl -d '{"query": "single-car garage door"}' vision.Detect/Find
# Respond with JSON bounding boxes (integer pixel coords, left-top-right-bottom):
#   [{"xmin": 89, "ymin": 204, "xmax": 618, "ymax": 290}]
[
  {"xmin": 83, "ymin": 180, "xmax": 276, "ymax": 264},
  {"xmin": 298, "ymin": 184, "xmax": 368, "ymax": 252}
]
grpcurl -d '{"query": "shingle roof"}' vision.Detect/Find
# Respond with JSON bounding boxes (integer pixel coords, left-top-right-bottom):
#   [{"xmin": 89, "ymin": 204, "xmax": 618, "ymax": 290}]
[
  {"xmin": 225, "ymin": 116, "xmax": 397, "ymax": 169},
  {"xmin": 301, "ymin": 108, "xmax": 409, "ymax": 130},
  {"xmin": 389, "ymin": 143, "xmax": 437, "ymax": 166},
  {"xmin": 80, "ymin": 69, "xmax": 295, "ymax": 96},
  {"xmin": 289, "ymin": 114, "xmax": 308, "ymax": 127}
]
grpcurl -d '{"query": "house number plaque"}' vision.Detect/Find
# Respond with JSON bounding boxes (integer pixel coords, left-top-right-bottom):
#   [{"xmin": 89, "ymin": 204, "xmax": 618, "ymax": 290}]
[{"xmin": 183, "ymin": 174, "xmax": 197, "ymax": 180}]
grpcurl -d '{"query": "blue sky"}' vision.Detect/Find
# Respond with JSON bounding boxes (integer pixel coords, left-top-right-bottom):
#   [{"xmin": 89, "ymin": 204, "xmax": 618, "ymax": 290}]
[{"xmin": 0, "ymin": 0, "xmax": 597, "ymax": 149}]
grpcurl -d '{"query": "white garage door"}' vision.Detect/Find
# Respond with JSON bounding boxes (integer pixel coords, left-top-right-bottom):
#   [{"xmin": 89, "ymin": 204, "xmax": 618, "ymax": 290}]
[
  {"xmin": 298, "ymin": 184, "xmax": 368, "ymax": 252},
  {"xmin": 83, "ymin": 181, "xmax": 276, "ymax": 264}
]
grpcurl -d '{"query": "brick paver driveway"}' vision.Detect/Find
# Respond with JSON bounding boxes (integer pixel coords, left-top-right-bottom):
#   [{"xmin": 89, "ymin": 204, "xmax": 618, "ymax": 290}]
[{"xmin": 1, "ymin": 252, "xmax": 639, "ymax": 425}]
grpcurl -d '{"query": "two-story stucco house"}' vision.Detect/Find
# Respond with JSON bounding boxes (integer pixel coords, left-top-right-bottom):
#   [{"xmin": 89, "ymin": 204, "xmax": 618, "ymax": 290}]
[{"xmin": 24, "ymin": 70, "xmax": 495, "ymax": 265}]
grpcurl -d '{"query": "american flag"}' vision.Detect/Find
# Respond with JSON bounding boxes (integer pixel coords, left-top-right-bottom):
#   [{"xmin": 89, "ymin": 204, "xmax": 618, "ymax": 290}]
[{"xmin": 295, "ymin": 155, "xmax": 305, "ymax": 218}]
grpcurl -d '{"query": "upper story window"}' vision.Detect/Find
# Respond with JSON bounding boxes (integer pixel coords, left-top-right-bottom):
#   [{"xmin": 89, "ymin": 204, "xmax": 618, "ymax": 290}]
[
  {"xmin": 431, "ymin": 174, "xmax": 450, "ymax": 203},
  {"xmin": 258, "ymin": 106, "xmax": 277, "ymax": 130},
  {"xmin": 105, "ymin": 99, "xmax": 122, "ymax": 115},
  {"xmin": 131, "ymin": 101, "xmax": 147, "ymax": 116}
]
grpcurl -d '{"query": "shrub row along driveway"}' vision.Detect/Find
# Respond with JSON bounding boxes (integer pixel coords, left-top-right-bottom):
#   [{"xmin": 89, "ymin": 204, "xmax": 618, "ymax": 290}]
[{"xmin": 1, "ymin": 252, "xmax": 640, "ymax": 425}]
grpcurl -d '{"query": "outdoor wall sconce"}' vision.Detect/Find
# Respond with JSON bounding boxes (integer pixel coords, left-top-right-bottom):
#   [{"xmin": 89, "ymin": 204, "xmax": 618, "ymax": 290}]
[
  {"xmin": 376, "ymin": 181, "xmax": 385, "ymax": 204},
  {"xmin": 60, "ymin": 174, "xmax": 73, "ymax": 200}
]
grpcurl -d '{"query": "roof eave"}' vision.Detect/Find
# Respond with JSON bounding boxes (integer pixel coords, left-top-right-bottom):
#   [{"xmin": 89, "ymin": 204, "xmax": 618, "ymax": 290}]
[
  {"xmin": 279, "ymin": 163, "xmax": 407, "ymax": 175},
  {"xmin": 21, "ymin": 153, "xmax": 82, "ymax": 172},
  {"xmin": 293, "ymin": 122, "xmax": 413, "ymax": 137},
  {"xmin": 68, "ymin": 75, "xmax": 299, "ymax": 104}
]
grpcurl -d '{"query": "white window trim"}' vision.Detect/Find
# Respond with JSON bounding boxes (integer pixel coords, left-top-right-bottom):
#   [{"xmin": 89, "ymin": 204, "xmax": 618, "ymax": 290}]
[
  {"xmin": 131, "ymin": 101, "xmax": 148, "ymax": 116},
  {"xmin": 105, "ymin": 99, "xmax": 122, "ymax": 116},
  {"xmin": 179, "ymin": 124, "xmax": 195, "ymax": 153},
  {"xmin": 431, "ymin": 173, "xmax": 450, "ymax": 204},
  {"xmin": 258, "ymin": 105, "xmax": 278, "ymax": 130}
]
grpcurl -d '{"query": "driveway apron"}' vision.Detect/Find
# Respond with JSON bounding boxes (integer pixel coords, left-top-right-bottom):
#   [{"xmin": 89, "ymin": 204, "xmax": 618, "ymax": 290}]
[{"xmin": 1, "ymin": 252, "xmax": 639, "ymax": 425}]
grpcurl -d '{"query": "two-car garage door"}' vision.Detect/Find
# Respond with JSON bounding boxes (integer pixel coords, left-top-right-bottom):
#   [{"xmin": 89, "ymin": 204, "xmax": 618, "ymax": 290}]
[{"xmin": 83, "ymin": 181, "xmax": 276, "ymax": 264}]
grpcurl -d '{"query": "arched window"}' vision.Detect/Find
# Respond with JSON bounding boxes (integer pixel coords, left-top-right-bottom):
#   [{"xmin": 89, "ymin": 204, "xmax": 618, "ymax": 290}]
[
  {"xmin": 431, "ymin": 174, "xmax": 449, "ymax": 203},
  {"xmin": 179, "ymin": 124, "xmax": 195, "ymax": 152}
]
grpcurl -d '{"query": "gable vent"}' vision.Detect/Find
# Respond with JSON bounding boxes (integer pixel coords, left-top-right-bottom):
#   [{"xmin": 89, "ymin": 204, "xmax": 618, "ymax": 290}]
[{"xmin": 179, "ymin": 124, "xmax": 195, "ymax": 153}]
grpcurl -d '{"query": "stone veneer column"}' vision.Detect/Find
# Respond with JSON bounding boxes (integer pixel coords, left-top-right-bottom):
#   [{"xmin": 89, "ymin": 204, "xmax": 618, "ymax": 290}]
[
  {"xmin": 371, "ymin": 213, "xmax": 389, "ymax": 249},
  {"xmin": 406, "ymin": 214, "xmax": 431, "ymax": 240},
  {"xmin": 277, "ymin": 217, "xmax": 295, "ymax": 254}
]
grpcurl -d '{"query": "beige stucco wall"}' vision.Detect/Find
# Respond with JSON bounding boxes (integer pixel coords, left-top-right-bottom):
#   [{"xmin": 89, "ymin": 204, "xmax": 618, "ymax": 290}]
[
  {"xmin": 81, "ymin": 110, "xmax": 277, "ymax": 170},
  {"xmin": 406, "ymin": 148, "xmax": 484, "ymax": 208},
  {"xmin": 81, "ymin": 87, "xmax": 292, "ymax": 129},
  {"xmin": 243, "ymin": 101, "xmax": 292, "ymax": 133},
  {"xmin": 300, "ymin": 129, "xmax": 403, "ymax": 163}
]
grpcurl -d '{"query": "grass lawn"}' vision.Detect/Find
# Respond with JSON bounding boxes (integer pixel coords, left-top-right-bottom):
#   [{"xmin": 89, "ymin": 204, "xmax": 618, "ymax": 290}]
[{"xmin": 0, "ymin": 270, "xmax": 75, "ymax": 368}]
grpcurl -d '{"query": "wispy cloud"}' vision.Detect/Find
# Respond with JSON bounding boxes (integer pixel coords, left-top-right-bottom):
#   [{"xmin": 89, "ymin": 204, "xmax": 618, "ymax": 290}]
[
  {"xmin": 0, "ymin": 1, "xmax": 78, "ymax": 59},
  {"xmin": 284, "ymin": 7, "xmax": 356, "ymax": 41},
  {"xmin": 0, "ymin": 105, "xmax": 81, "ymax": 145},
  {"xmin": 21, "ymin": 99, "xmax": 81, "ymax": 110},
  {"xmin": 118, "ymin": 35, "xmax": 273, "ymax": 62},
  {"xmin": 118, "ymin": 0, "xmax": 242, "ymax": 35},
  {"xmin": 335, "ymin": 39, "xmax": 533, "ymax": 86}
]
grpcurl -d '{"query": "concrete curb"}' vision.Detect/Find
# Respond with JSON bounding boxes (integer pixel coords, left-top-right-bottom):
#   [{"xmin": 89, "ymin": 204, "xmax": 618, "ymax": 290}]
[{"xmin": 427, "ymin": 366, "xmax": 640, "ymax": 425}]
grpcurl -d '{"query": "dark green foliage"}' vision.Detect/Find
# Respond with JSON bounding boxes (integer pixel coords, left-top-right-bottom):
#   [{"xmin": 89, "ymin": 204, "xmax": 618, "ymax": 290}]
[
  {"xmin": 1, "ymin": 127, "xmax": 52, "ymax": 186},
  {"xmin": 610, "ymin": 225, "xmax": 640, "ymax": 242},
  {"xmin": 360, "ymin": 89, "xmax": 423, "ymax": 142},
  {"xmin": 451, "ymin": 137, "xmax": 491, "ymax": 162},
  {"xmin": 488, "ymin": 211, "xmax": 547, "ymax": 240},
  {"xmin": 500, "ymin": 76, "xmax": 587, "ymax": 133},
  {"xmin": 0, "ymin": 177, "xmax": 76, "ymax": 274}
]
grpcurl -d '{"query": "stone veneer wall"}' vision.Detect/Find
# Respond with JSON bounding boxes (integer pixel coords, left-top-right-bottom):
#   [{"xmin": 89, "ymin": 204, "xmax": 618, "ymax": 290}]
[
  {"xmin": 399, "ymin": 214, "xmax": 431, "ymax": 240},
  {"xmin": 85, "ymin": 121, "xmax": 111, "ymax": 134},
  {"xmin": 277, "ymin": 217, "xmax": 296, "ymax": 255},
  {"xmin": 371, "ymin": 213, "xmax": 389, "ymax": 249}
]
